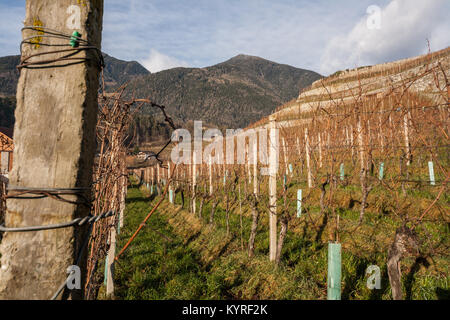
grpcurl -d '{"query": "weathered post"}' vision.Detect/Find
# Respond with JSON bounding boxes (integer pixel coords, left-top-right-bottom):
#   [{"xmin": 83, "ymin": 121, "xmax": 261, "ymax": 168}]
[
  {"xmin": 282, "ymin": 137, "xmax": 288, "ymax": 175},
  {"xmin": 350, "ymin": 125, "xmax": 355, "ymax": 161},
  {"xmin": 168, "ymin": 161, "xmax": 174, "ymax": 204},
  {"xmin": 151, "ymin": 167, "xmax": 155, "ymax": 194},
  {"xmin": 253, "ymin": 138, "xmax": 258, "ymax": 196},
  {"xmin": 318, "ymin": 133, "xmax": 323, "ymax": 168},
  {"xmin": 0, "ymin": 0, "xmax": 104, "ymax": 299},
  {"xmin": 118, "ymin": 166, "xmax": 126, "ymax": 231},
  {"xmin": 357, "ymin": 118, "xmax": 365, "ymax": 171},
  {"xmin": 268, "ymin": 116, "xmax": 278, "ymax": 262},
  {"xmin": 246, "ymin": 143, "xmax": 251, "ymax": 185},
  {"xmin": 305, "ymin": 128, "xmax": 313, "ymax": 188},
  {"xmin": 403, "ymin": 112, "xmax": 411, "ymax": 166},
  {"xmin": 106, "ymin": 186, "xmax": 117, "ymax": 297},
  {"xmin": 156, "ymin": 164, "xmax": 160, "ymax": 195},
  {"xmin": 192, "ymin": 160, "xmax": 196, "ymax": 215},
  {"xmin": 209, "ymin": 154, "xmax": 213, "ymax": 196}
]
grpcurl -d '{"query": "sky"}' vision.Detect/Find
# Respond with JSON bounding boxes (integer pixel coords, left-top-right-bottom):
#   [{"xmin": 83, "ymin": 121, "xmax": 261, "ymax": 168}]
[{"xmin": 0, "ymin": 0, "xmax": 448, "ymax": 75}]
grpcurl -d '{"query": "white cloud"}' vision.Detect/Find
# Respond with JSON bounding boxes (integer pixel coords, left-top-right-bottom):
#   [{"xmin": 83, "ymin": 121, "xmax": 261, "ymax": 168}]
[
  {"xmin": 141, "ymin": 49, "xmax": 189, "ymax": 73},
  {"xmin": 2, "ymin": 0, "xmax": 448, "ymax": 77},
  {"xmin": 320, "ymin": 0, "xmax": 450, "ymax": 75}
]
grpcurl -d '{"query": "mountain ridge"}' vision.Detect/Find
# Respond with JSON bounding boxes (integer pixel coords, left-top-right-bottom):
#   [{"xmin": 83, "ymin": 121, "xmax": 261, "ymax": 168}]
[
  {"xmin": 127, "ymin": 54, "xmax": 322, "ymax": 130},
  {"xmin": 0, "ymin": 53, "xmax": 322, "ymax": 138}
]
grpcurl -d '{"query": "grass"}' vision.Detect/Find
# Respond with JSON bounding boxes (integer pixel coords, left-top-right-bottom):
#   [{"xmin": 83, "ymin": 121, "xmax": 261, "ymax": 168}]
[{"xmin": 108, "ymin": 177, "xmax": 449, "ymax": 300}]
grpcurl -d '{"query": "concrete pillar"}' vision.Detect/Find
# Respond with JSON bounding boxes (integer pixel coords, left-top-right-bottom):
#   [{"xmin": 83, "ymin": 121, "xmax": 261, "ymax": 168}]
[{"xmin": 0, "ymin": 0, "xmax": 103, "ymax": 299}]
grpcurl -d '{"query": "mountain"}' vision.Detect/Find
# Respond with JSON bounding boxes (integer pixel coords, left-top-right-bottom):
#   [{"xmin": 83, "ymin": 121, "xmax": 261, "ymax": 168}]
[
  {"xmin": 0, "ymin": 53, "xmax": 150, "ymax": 128},
  {"xmin": 102, "ymin": 53, "xmax": 150, "ymax": 89},
  {"xmin": 128, "ymin": 54, "xmax": 322, "ymax": 129},
  {"xmin": 0, "ymin": 55, "xmax": 20, "ymax": 97},
  {"xmin": 0, "ymin": 53, "xmax": 149, "ymax": 98},
  {"xmin": 0, "ymin": 53, "xmax": 321, "ymax": 141}
]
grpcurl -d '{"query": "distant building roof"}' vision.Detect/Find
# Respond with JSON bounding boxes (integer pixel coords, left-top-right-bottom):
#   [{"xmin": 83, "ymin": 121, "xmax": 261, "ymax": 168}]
[
  {"xmin": 0, "ymin": 127, "xmax": 14, "ymax": 152},
  {"xmin": 0, "ymin": 127, "xmax": 13, "ymax": 139}
]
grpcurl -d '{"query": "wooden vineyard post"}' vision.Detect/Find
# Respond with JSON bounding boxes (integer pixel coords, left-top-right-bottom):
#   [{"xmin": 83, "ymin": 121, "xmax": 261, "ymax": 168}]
[
  {"xmin": 144, "ymin": 168, "xmax": 147, "ymax": 187},
  {"xmin": 175, "ymin": 164, "xmax": 179, "ymax": 188},
  {"xmin": 404, "ymin": 112, "xmax": 411, "ymax": 166},
  {"xmin": 149, "ymin": 167, "xmax": 152, "ymax": 186},
  {"xmin": 379, "ymin": 101, "xmax": 385, "ymax": 153},
  {"xmin": 209, "ymin": 154, "xmax": 213, "ymax": 196},
  {"xmin": 345, "ymin": 127, "xmax": 349, "ymax": 148},
  {"xmin": 282, "ymin": 137, "xmax": 288, "ymax": 175},
  {"xmin": 305, "ymin": 128, "xmax": 313, "ymax": 188},
  {"xmin": 149, "ymin": 167, "xmax": 153, "ymax": 195},
  {"xmin": 168, "ymin": 162, "xmax": 174, "ymax": 204},
  {"xmin": 0, "ymin": 0, "xmax": 104, "ymax": 299},
  {"xmin": 297, "ymin": 189, "xmax": 302, "ymax": 218},
  {"xmin": 106, "ymin": 187, "xmax": 117, "ymax": 297},
  {"xmin": 268, "ymin": 116, "xmax": 278, "ymax": 262},
  {"xmin": 119, "ymin": 167, "xmax": 126, "ymax": 231},
  {"xmin": 247, "ymin": 143, "xmax": 251, "ymax": 185},
  {"xmin": 357, "ymin": 117, "xmax": 365, "ymax": 172},
  {"xmin": 105, "ymin": 134, "xmax": 120, "ymax": 297},
  {"xmin": 318, "ymin": 133, "xmax": 323, "ymax": 168},
  {"xmin": 239, "ymin": 182, "xmax": 243, "ymax": 249},
  {"xmin": 156, "ymin": 165, "xmax": 160, "ymax": 195},
  {"xmin": 253, "ymin": 138, "xmax": 258, "ymax": 196},
  {"xmin": 192, "ymin": 161, "xmax": 196, "ymax": 215},
  {"xmin": 350, "ymin": 125, "xmax": 355, "ymax": 161}
]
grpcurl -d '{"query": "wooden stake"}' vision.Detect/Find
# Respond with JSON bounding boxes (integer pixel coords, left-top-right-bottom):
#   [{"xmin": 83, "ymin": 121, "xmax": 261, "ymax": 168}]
[
  {"xmin": 357, "ymin": 117, "xmax": 365, "ymax": 171},
  {"xmin": 253, "ymin": 139, "xmax": 258, "ymax": 196},
  {"xmin": 246, "ymin": 143, "xmax": 251, "ymax": 185},
  {"xmin": 168, "ymin": 162, "xmax": 173, "ymax": 203},
  {"xmin": 404, "ymin": 112, "xmax": 411, "ymax": 166},
  {"xmin": 318, "ymin": 133, "xmax": 323, "ymax": 168},
  {"xmin": 209, "ymin": 154, "xmax": 213, "ymax": 196},
  {"xmin": 305, "ymin": 128, "xmax": 313, "ymax": 188},
  {"xmin": 192, "ymin": 161, "xmax": 196, "ymax": 215},
  {"xmin": 268, "ymin": 116, "xmax": 278, "ymax": 262},
  {"xmin": 282, "ymin": 137, "xmax": 288, "ymax": 175}
]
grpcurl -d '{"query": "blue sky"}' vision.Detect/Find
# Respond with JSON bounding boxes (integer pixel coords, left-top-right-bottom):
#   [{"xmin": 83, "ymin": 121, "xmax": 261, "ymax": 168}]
[{"xmin": 0, "ymin": 0, "xmax": 448, "ymax": 75}]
